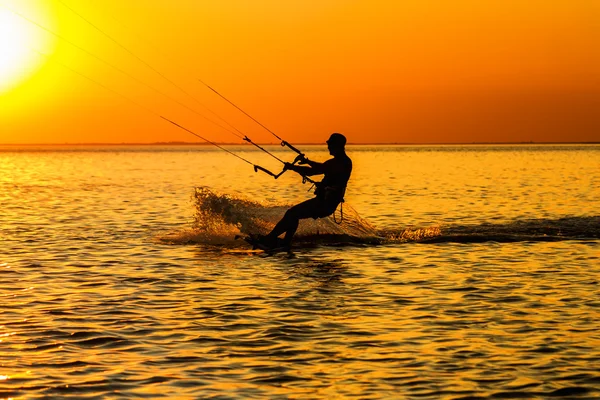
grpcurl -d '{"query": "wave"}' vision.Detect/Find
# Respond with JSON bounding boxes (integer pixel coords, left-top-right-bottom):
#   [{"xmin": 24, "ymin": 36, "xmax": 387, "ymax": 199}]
[
  {"xmin": 421, "ymin": 216, "xmax": 600, "ymax": 244},
  {"xmin": 160, "ymin": 187, "xmax": 599, "ymax": 247}
]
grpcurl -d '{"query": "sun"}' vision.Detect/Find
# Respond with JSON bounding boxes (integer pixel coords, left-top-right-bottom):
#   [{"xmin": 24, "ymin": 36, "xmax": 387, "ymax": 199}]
[{"xmin": 0, "ymin": 5, "xmax": 55, "ymax": 94}]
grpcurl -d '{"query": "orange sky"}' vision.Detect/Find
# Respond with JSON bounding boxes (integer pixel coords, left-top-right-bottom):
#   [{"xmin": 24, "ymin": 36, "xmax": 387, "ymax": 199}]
[{"xmin": 1, "ymin": 0, "xmax": 599, "ymax": 144}]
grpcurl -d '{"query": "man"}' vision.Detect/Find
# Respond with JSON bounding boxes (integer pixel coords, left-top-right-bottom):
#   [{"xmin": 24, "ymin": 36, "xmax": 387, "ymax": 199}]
[{"xmin": 257, "ymin": 133, "xmax": 352, "ymax": 250}]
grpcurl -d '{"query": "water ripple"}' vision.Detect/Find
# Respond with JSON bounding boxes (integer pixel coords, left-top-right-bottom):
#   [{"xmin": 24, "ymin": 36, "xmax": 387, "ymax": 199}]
[{"xmin": 1, "ymin": 146, "xmax": 600, "ymax": 398}]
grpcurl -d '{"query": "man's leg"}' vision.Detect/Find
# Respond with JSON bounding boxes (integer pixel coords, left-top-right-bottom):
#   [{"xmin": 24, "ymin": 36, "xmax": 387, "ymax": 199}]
[{"xmin": 264, "ymin": 198, "xmax": 319, "ymax": 246}]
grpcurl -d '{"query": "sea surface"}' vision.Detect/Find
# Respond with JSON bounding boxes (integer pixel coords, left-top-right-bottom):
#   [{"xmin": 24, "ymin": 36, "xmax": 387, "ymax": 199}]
[{"xmin": 1, "ymin": 144, "xmax": 599, "ymax": 399}]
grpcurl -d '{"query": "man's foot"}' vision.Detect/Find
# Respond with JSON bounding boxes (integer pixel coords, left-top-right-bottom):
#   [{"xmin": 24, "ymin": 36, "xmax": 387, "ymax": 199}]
[
  {"xmin": 246, "ymin": 234, "xmax": 292, "ymax": 252},
  {"xmin": 264, "ymin": 240, "xmax": 292, "ymax": 254},
  {"xmin": 256, "ymin": 234, "xmax": 278, "ymax": 249}
]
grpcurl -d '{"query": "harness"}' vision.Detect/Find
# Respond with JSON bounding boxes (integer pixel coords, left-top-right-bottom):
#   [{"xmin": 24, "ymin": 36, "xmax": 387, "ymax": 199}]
[{"xmin": 314, "ymin": 182, "xmax": 346, "ymax": 224}]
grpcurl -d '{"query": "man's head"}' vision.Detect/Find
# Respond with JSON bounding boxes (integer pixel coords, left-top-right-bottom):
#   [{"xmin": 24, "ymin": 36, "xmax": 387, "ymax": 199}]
[{"xmin": 327, "ymin": 133, "xmax": 346, "ymax": 155}]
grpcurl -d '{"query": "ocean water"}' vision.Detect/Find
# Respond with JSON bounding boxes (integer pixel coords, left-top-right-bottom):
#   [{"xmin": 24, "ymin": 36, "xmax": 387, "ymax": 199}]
[{"xmin": 1, "ymin": 144, "xmax": 599, "ymax": 399}]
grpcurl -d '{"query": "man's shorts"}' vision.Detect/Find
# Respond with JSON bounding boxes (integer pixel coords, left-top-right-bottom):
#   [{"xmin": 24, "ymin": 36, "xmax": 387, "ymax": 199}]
[{"xmin": 288, "ymin": 197, "xmax": 340, "ymax": 220}]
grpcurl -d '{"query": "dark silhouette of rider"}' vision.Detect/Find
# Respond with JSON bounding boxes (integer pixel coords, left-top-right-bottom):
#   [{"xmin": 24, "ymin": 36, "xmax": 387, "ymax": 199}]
[{"xmin": 258, "ymin": 133, "xmax": 352, "ymax": 249}]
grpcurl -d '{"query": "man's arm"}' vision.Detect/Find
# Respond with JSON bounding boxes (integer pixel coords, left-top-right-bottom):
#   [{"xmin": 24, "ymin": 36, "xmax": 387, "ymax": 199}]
[
  {"xmin": 303, "ymin": 159, "xmax": 322, "ymax": 169},
  {"xmin": 285, "ymin": 160, "xmax": 325, "ymax": 176}
]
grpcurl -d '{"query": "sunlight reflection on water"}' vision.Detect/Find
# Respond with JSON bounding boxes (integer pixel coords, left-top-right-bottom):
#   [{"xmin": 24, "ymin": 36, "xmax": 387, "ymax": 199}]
[{"xmin": 0, "ymin": 145, "xmax": 599, "ymax": 399}]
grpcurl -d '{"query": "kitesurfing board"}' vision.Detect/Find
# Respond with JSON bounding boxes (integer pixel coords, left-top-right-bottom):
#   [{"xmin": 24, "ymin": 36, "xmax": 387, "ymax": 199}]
[{"xmin": 241, "ymin": 235, "xmax": 291, "ymax": 255}]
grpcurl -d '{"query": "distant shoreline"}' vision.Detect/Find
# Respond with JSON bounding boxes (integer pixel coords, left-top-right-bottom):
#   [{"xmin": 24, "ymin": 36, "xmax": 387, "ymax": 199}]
[{"xmin": 1, "ymin": 142, "xmax": 599, "ymax": 146}]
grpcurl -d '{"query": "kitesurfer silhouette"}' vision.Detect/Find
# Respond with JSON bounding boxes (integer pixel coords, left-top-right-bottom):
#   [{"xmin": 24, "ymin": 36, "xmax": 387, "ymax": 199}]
[{"xmin": 255, "ymin": 133, "xmax": 352, "ymax": 250}]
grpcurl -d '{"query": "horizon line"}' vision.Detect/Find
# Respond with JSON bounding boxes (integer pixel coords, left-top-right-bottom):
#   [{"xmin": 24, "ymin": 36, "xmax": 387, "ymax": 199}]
[{"xmin": 1, "ymin": 141, "xmax": 599, "ymax": 146}]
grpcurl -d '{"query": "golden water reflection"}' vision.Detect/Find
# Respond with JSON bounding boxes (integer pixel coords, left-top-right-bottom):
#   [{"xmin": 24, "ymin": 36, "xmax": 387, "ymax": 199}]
[{"xmin": 0, "ymin": 145, "xmax": 599, "ymax": 398}]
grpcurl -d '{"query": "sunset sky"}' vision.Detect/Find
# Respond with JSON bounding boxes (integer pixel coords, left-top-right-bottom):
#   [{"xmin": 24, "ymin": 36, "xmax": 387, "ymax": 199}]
[{"xmin": 1, "ymin": 0, "xmax": 599, "ymax": 144}]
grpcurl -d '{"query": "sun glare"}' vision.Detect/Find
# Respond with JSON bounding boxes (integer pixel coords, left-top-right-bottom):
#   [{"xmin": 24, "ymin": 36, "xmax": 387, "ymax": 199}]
[{"xmin": 0, "ymin": 6, "xmax": 53, "ymax": 94}]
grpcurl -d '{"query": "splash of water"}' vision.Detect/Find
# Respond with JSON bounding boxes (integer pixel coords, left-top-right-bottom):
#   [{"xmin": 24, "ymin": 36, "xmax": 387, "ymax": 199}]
[
  {"xmin": 162, "ymin": 187, "xmax": 597, "ymax": 247},
  {"xmin": 163, "ymin": 187, "xmax": 385, "ymax": 246},
  {"xmin": 380, "ymin": 226, "xmax": 442, "ymax": 242}
]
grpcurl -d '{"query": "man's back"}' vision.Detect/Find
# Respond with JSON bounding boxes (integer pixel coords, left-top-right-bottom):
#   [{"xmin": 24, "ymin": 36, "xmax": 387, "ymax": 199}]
[{"xmin": 317, "ymin": 153, "xmax": 352, "ymax": 202}]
